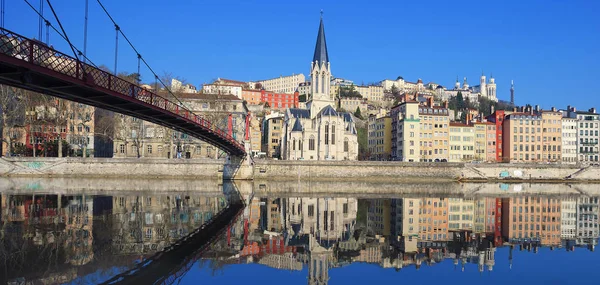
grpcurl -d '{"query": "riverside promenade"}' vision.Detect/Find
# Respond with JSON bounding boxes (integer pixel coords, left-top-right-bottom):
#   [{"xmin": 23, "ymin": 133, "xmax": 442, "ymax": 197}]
[{"xmin": 1, "ymin": 157, "xmax": 600, "ymax": 182}]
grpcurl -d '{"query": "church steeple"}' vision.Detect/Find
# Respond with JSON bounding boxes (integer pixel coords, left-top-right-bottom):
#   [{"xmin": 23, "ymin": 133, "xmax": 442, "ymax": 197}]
[{"xmin": 312, "ymin": 12, "xmax": 329, "ymax": 66}]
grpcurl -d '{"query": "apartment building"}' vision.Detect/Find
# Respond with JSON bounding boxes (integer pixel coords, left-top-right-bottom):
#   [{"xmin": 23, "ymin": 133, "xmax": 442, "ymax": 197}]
[
  {"xmin": 561, "ymin": 116, "xmax": 578, "ymax": 164},
  {"xmin": 368, "ymin": 112, "xmax": 392, "ymax": 160},
  {"xmin": 258, "ymin": 73, "xmax": 305, "ymax": 94},
  {"xmin": 449, "ymin": 122, "xmax": 474, "ymax": 162},
  {"xmin": 502, "ymin": 113, "xmax": 542, "ymax": 162},
  {"xmin": 390, "ymin": 99, "xmax": 420, "ymax": 162},
  {"xmin": 575, "ymin": 109, "xmax": 599, "ymax": 163},
  {"xmin": 541, "ymin": 110, "xmax": 563, "ymax": 162},
  {"xmin": 418, "ymin": 101, "xmax": 450, "ymax": 162},
  {"xmin": 262, "ymin": 112, "xmax": 284, "ymax": 158},
  {"xmin": 355, "ymin": 85, "xmax": 384, "ymax": 102}
]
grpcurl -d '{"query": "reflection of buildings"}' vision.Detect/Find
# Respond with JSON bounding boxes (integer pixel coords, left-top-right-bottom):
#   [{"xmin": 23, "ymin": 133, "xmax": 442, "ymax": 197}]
[
  {"xmin": 576, "ymin": 197, "xmax": 599, "ymax": 249},
  {"xmin": 419, "ymin": 198, "xmax": 448, "ymax": 241},
  {"xmin": 448, "ymin": 198, "xmax": 474, "ymax": 231},
  {"xmin": 367, "ymin": 199, "xmax": 390, "ymax": 236},
  {"xmin": 502, "ymin": 197, "xmax": 562, "ymax": 246},
  {"xmin": 561, "ymin": 198, "xmax": 577, "ymax": 240},
  {"xmin": 112, "ymin": 195, "xmax": 226, "ymax": 254},
  {"xmin": 391, "ymin": 198, "xmax": 419, "ymax": 252}
]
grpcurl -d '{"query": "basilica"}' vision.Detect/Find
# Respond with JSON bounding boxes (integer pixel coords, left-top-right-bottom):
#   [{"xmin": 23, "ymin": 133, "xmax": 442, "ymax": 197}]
[{"xmin": 281, "ymin": 15, "xmax": 359, "ymax": 161}]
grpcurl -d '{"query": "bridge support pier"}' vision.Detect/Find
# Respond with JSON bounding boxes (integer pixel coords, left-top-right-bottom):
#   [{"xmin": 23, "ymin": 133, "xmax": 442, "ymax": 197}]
[{"xmin": 223, "ymin": 142, "xmax": 254, "ymax": 180}]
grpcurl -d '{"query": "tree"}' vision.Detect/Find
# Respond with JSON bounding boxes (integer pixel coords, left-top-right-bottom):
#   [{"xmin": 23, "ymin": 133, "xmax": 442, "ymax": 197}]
[
  {"xmin": 354, "ymin": 106, "xmax": 363, "ymax": 119},
  {"xmin": 0, "ymin": 85, "xmax": 26, "ymax": 156},
  {"xmin": 339, "ymin": 84, "xmax": 362, "ymax": 98},
  {"xmin": 456, "ymin": 91, "xmax": 465, "ymax": 110},
  {"xmin": 390, "ymin": 85, "xmax": 400, "ymax": 97},
  {"xmin": 298, "ymin": 94, "xmax": 307, "ymax": 102}
]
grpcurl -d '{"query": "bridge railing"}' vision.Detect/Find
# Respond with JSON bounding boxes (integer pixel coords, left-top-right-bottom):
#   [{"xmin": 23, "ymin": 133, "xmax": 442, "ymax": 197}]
[{"xmin": 0, "ymin": 28, "xmax": 245, "ymax": 153}]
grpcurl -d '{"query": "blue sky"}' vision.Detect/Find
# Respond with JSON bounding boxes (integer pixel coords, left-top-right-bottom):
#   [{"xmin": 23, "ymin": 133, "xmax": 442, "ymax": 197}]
[
  {"xmin": 182, "ymin": 247, "xmax": 600, "ymax": 284},
  {"xmin": 5, "ymin": 0, "xmax": 600, "ymax": 109}
]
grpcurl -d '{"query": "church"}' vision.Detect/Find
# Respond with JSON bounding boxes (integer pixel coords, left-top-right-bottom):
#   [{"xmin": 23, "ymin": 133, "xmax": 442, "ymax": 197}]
[{"xmin": 281, "ymin": 15, "xmax": 358, "ymax": 161}]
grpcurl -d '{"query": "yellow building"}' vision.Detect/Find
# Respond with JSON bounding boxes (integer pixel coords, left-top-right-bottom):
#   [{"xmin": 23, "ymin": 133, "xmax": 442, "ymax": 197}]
[
  {"xmin": 418, "ymin": 103, "xmax": 450, "ymax": 162},
  {"xmin": 541, "ymin": 110, "xmax": 562, "ymax": 162},
  {"xmin": 449, "ymin": 122, "xmax": 475, "ymax": 162},
  {"xmin": 474, "ymin": 122, "xmax": 487, "ymax": 162},
  {"xmin": 368, "ymin": 112, "xmax": 392, "ymax": 160},
  {"xmin": 502, "ymin": 109, "xmax": 562, "ymax": 162},
  {"xmin": 448, "ymin": 198, "xmax": 474, "ymax": 231}
]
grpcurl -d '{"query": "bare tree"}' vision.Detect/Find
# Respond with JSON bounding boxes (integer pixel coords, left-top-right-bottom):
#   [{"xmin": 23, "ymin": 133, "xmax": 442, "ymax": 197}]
[{"xmin": 0, "ymin": 85, "xmax": 26, "ymax": 156}]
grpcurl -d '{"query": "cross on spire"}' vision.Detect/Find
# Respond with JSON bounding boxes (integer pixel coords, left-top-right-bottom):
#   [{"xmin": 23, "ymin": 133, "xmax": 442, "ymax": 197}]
[{"xmin": 320, "ymin": 9, "xmax": 323, "ymax": 18}]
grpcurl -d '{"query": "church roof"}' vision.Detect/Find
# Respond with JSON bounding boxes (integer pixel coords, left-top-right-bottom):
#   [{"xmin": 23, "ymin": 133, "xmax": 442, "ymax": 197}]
[
  {"xmin": 312, "ymin": 16, "xmax": 329, "ymax": 65},
  {"xmin": 343, "ymin": 113, "xmax": 353, "ymax": 122},
  {"xmin": 291, "ymin": 118, "xmax": 303, "ymax": 132},
  {"xmin": 289, "ymin": 108, "xmax": 310, "ymax": 119},
  {"xmin": 320, "ymin": 105, "xmax": 338, "ymax": 116}
]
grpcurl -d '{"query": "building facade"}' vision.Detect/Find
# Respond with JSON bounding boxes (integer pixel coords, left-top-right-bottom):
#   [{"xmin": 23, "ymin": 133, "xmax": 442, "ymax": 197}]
[
  {"xmin": 258, "ymin": 74, "xmax": 305, "ymax": 94},
  {"xmin": 561, "ymin": 116, "xmax": 578, "ymax": 164},
  {"xmin": 281, "ymin": 15, "xmax": 358, "ymax": 161},
  {"xmin": 390, "ymin": 99, "xmax": 420, "ymax": 162},
  {"xmin": 367, "ymin": 112, "xmax": 392, "ymax": 160},
  {"xmin": 448, "ymin": 123, "xmax": 474, "ymax": 162}
]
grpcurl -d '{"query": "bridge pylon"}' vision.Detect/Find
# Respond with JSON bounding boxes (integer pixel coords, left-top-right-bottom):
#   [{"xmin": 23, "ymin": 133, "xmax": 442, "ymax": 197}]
[{"xmin": 223, "ymin": 141, "xmax": 254, "ymax": 180}]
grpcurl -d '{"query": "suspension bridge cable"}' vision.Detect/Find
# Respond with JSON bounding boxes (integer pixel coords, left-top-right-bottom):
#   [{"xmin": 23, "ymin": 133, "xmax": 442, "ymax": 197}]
[
  {"xmin": 95, "ymin": 0, "xmax": 190, "ymax": 108},
  {"xmin": 21, "ymin": 0, "xmax": 99, "ymax": 68},
  {"xmin": 44, "ymin": 0, "xmax": 79, "ymax": 61}
]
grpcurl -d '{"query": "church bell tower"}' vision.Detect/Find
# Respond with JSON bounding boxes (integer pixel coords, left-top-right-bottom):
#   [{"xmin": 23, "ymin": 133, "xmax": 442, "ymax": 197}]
[{"xmin": 308, "ymin": 12, "xmax": 333, "ymax": 118}]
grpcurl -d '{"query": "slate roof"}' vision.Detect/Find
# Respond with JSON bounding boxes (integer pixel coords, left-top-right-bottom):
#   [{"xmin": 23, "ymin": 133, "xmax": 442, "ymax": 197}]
[
  {"xmin": 312, "ymin": 17, "xmax": 329, "ymax": 65},
  {"xmin": 320, "ymin": 105, "xmax": 338, "ymax": 116},
  {"xmin": 291, "ymin": 118, "xmax": 303, "ymax": 132},
  {"xmin": 288, "ymin": 108, "xmax": 310, "ymax": 119}
]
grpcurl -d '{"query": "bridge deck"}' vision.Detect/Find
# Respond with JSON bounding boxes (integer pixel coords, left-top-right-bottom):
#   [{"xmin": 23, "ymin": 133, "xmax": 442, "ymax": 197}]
[{"xmin": 0, "ymin": 28, "xmax": 245, "ymax": 156}]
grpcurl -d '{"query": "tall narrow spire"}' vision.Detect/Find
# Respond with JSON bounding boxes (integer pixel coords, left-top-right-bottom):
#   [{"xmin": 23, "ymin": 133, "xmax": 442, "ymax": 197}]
[{"xmin": 313, "ymin": 12, "xmax": 329, "ymax": 65}]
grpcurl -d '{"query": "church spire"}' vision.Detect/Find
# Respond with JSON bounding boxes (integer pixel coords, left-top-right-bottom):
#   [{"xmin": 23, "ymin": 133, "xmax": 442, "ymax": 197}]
[{"xmin": 313, "ymin": 12, "xmax": 329, "ymax": 66}]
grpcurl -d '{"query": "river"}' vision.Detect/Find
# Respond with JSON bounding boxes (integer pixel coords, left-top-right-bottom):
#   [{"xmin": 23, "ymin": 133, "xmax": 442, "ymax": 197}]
[{"xmin": 1, "ymin": 178, "xmax": 599, "ymax": 284}]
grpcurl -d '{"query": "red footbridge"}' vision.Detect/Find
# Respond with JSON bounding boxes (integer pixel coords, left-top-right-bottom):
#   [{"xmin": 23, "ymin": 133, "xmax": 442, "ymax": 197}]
[{"xmin": 0, "ymin": 28, "xmax": 246, "ymax": 156}]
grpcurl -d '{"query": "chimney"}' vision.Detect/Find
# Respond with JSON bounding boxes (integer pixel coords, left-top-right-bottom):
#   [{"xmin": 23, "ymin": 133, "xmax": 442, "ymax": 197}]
[
  {"xmin": 535, "ymin": 105, "xmax": 540, "ymax": 112},
  {"xmin": 551, "ymin": 107, "xmax": 556, "ymax": 112},
  {"xmin": 591, "ymin": 107, "xmax": 597, "ymax": 114},
  {"xmin": 490, "ymin": 105, "xmax": 495, "ymax": 115},
  {"xmin": 404, "ymin": 93, "xmax": 409, "ymax": 103},
  {"xmin": 567, "ymin": 105, "xmax": 571, "ymax": 112},
  {"xmin": 520, "ymin": 106, "xmax": 525, "ymax": 112},
  {"xmin": 427, "ymin": 97, "xmax": 434, "ymax": 108},
  {"xmin": 572, "ymin": 106, "xmax": 576, "ymax": 112},
  {"xmin": 513, "ymin": 107, "xmax": 517, "ymax": 112},
  {"xmin": 530, "ymin": 107, "xmax": 533, "ymax": 115},
  {"xmin": 443, "ymin": 101, "xmax": 449, "ymax": 109}
]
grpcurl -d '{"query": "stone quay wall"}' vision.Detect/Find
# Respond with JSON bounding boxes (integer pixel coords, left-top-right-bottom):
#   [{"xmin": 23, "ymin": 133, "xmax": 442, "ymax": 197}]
[{"xmin": 2, "ymin": 157, "xmax": 600, "ymax": 182}]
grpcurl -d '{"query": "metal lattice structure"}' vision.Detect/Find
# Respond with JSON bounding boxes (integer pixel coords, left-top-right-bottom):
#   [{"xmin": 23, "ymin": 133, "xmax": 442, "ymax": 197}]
[{"xmin": 0, "ymin": 27, "xmax": 246, "ymax": 156}]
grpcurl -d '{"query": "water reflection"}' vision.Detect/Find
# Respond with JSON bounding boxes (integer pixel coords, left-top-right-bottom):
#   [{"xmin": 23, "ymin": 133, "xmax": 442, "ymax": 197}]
[
  {"xmin": 196, "ymin": 194, "xmax": 599, "ymax": 284},
  {"xmin": 1, "ymin": 180, "xmax": 600, "ymax": 284},
  {"xmin": 0, "ymin": 188, "xmax": 235, "ymax": 285}
]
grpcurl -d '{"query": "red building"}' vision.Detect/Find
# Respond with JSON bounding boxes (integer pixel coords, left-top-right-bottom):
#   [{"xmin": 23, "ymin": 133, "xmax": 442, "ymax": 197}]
[
  {"xmin": 486, "ymin": 110, "xmax": 511, "ymax": 162},
  {"xmin": 260, "ymin": 90, "xmax": 299, "ymax": 109}
]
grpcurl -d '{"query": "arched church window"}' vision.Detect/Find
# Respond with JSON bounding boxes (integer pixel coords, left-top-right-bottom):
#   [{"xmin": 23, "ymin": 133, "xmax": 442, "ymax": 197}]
[
  {"xmin": 332, "ymin": 125, "xmax": 336, "ymax": 144},
  {"xmin": 293, "ymin": 138, "xmax": 296, "ymax": 151},
  {"xmin": 344, "ymin": 138, "xmax": 349, "ymax": 152},
  {"xmin": 309, "ymin": 136, "xmax": 315, "ymax": 151},
  {"xmin": 321, "ymin": 74, "xmax": 325, "ymax": 94},
  {"xmin": 325, "ymin": 123, "xmax": 329, "ymax": 145}
]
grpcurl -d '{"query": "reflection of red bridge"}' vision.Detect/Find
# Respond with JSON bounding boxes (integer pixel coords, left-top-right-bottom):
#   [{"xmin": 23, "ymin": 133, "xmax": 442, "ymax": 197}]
[
  {"xmin": 100, "ymin": 199, "xmax": 245, "ymax": 285},
  {"xmin": 240, "ymin": 237, "xmax": 297, "ymax": 257},
  {"xmin": 0, "ymin": 28, "xmax": 245, "ymax": 156}
]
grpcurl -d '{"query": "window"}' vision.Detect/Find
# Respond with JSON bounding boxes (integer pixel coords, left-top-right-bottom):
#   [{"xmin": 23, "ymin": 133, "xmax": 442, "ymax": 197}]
[
  {"xmin": 119, "ymin": 144, "xmax": 125, "ymax": 154},
  {"xmin": 308, "ymin": 205, "xmax": 315, "ymax": 217},
  {"xmin": 309, "ymin": 136, "xmax": 315, "ymax": 150},
  {"xmin": 344, "ymin": 138, "xmax": 349, "ymax": 152},
  {"xmin": 147, "ymin": 145, "xmax": 153, "ymax": 154},
  {"xmin": 325, "ymin": 123, "xmax": 329, "ymax": 145},
  {"xmin": 332, "ymin": 125, "xmax": 335, "ymax": 144}
]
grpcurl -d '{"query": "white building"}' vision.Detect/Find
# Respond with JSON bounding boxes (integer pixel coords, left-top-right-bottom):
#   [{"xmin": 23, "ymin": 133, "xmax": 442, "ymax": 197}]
[
  {"xmin": 258, "ymin": 73, "xmax": 305, "ymax": 94},
  {"xmin": 561, "ymin": 116, "xmax": 578, "ymax": 164},
  {"xmin": 561, "ymin": 198, "xmax": 577, "ymax": 239},
  {"xmin": 355, "ymin": 85, "xmax": 384, "ymax": 102},
  {"xmin": 281, "ymin": 15, "xmax": 358, "ymax": 161},
  {"xmin": 201, "ymin": 83, "xmax": 242, "ymax": 99}
]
